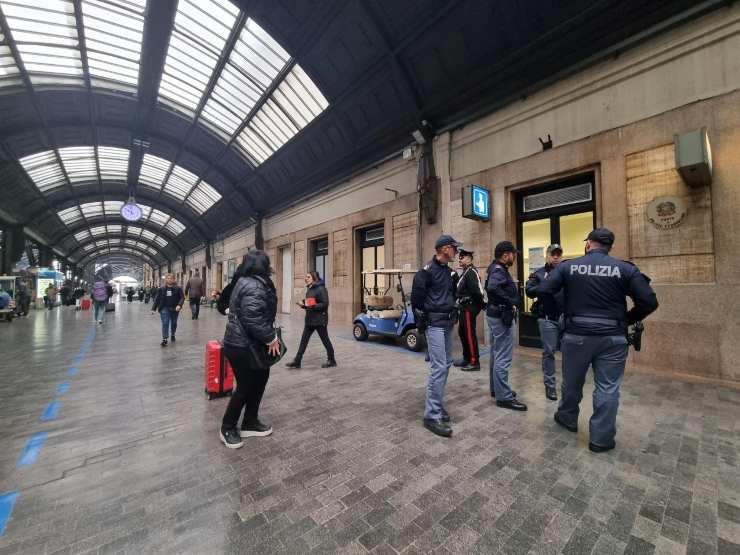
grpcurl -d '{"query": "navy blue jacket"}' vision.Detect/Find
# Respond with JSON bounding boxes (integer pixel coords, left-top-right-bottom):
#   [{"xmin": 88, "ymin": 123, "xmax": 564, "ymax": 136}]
[
  {"xmin": 485, "ymin": 262, "xmax": 521, "ymax": 317},
  {"xmin": 537, "ymin": 248, "xmax": 658, "ymax": 335},
  {"xmin": 411, "ymin": 256, "xmax": 458, "ymax": 326},
  {"xmin": 525, "ymin": 264, "xmax": 564, "ymax": 320}
]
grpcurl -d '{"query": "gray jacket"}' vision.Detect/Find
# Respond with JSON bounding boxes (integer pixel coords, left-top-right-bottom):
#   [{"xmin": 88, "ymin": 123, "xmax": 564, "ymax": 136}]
[{"xmin": 185, "ymin": 276, "xmax": 204, "ymax": 298}]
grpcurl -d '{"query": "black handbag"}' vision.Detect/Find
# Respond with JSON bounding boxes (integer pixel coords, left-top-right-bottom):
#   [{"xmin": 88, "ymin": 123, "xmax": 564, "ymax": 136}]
[{"xmin": 246, "ymin": 326, "xmax": 287, "ymax": 368}]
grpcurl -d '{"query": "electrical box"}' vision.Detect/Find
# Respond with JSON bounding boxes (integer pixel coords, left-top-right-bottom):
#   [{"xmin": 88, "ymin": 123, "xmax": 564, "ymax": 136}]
[
  {"xmin": 462, "ymin": 184, "xmax": 490, "ymax": 222},
  {"xmin": 674, "ymin": 127, "xmax": 712, "ymax": 188}
]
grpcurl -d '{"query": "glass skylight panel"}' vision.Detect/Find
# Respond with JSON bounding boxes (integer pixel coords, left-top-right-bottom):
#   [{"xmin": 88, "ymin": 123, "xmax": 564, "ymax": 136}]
[
  {"xmin": 125, "ymin": 225, "xmax": 142, "ymax": 237},
  {"xmin": 139, "ymin": 154, "xmax": 170, "ymax": 190},
  {"xmin": 235, "ymin": 64, "xmax": 328, "ymax": 166},
  {"xmin": 89, "ymin": 225, "xmax": 106, "ymax": 236},
  {"xmin": 106, "ymin": 224, "xmax": 121, "ymax": 234},
  {"xmin": 200, "ymin": 18, "xmax": 289, "ymax": 138},
  {"xmin": 58, "ymin": 206, "xmax": 82, "ymax": 224},
  {"xmin": 74, "ymin": 230, "xmax": 91, "ymax": 242},
  {"xmin": 82, "ymin": 0, "xmax": 145, "ymax": 90},
  {"xmin": 157, "ymin": 0, "xmax": 239, "ymax": 114},
  {"xmin": 59, "ymin": 146, "xmax": 96, "ymax": 183},
  {"xmin": 0, "ymin": 30, "xmax": 21, "ymax": 88},
  {"xmin": 80, "ymin": 202, "xmax": 104, "ymax": 218},
  {"xmin": 82, "ymin": 243, "xmax": 95, "ymax": 252},
  {"xmin": 97, "ymin": 147, "xmax": 129, "ymax": 181},
  {"xmin": 164, "ymin": 217, "xmax": 185, "ymax": 235},
  {"xmin": 0, "ymin": 0, "xmax": 83, "ymax": 84},
  {"xmin": 152, "ymin": 235, "xmax": 167, "ymax": 248},
  {"xmin": 19, "ymin": 150, "xmax": 66, "ymax": 192},
  {"xmin": 102, "ymin": 200, "xmax": 123, "ymax": 215},
  {"xmin": 148, "ymin": 208, "xmax": 169, "ymax": 227},
  {"xmin": 164, "ymin": 165, "xmax": 197, "ymax": 201},
  {"xmin": 187, "ymin": 181, "xmax": 221, "ymax": 214}
]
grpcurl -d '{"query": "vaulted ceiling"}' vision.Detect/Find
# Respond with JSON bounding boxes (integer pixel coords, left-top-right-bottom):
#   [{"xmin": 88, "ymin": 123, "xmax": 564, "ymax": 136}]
[{"xmin": 0, "ymin": 0, "xmax": 723, "ymax": 273}]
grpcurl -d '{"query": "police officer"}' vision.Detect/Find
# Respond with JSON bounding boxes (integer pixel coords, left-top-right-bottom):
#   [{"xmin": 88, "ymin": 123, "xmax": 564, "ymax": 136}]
[
  {"xmin": 455, "ymin": 249, "xmax": 485, "ymax": 371},
  {"xmin": 538, "ymin": 228, "xmax": 658, "ymax": 452},
  {"xmin": 411, "ymin": 234, "xmax": 461, "ymax": 437},
  {"xmin": 525, "ymin": 244, "xmax": 564, "ymax": 401},
  {"xmin": 486, "ymin": 241, "xmax": 527, "ymax": 411}
]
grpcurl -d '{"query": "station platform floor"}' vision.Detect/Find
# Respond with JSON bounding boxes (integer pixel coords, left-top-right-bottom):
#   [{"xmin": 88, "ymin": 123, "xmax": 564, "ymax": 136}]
[{"xmin": 0, "ymin": 300, "xmax": 739, "ymax": 555}]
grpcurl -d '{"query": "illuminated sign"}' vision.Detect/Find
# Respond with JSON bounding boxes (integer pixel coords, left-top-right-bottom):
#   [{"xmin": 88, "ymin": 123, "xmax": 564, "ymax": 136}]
[{"xmin": 462, "ymin": 184, "xmax": 491, "ymax": 222}]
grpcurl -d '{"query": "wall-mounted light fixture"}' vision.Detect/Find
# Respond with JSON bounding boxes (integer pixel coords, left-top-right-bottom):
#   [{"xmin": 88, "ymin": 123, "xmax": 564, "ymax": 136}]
[{"xmin": 675, "ymin": 127, "xmax": 712, "ymax": 188}]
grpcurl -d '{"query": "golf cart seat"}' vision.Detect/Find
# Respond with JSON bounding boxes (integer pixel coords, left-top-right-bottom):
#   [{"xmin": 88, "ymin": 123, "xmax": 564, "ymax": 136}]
[
  {"xmin": 366, "ymin": 295, "xmax": 394, "ymax": 310},
  {"xmin": 376, "ymin": 309, "xmax": 402, "ymax": 319}
]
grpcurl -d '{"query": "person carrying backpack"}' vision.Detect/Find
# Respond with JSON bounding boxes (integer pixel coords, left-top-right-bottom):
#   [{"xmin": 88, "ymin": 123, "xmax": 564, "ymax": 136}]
[{"xmin": 91, "ymin": 278, "xmax": 110, "ymax": 324}]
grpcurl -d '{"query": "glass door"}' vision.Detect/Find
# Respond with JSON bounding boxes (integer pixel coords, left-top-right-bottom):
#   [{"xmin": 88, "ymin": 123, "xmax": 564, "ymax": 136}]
[{"xmin": 516, "ymin": 173, "xmax": 596, "ymax": 347}]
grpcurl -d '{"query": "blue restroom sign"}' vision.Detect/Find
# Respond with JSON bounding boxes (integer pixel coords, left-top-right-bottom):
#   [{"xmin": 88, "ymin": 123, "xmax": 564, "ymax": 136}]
[{"xmin": 462, "ymin": 184, "xmax": 491, "ymax": 222}]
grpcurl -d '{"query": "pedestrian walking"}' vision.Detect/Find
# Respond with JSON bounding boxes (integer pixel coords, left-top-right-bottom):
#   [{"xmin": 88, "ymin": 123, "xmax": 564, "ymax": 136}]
[
  {"xmin": 185, "ymin": 270, "xmax": 204, "ymax": 320},
  {"xmin": 152, "ymin": 274, "xmax": 184, "ymax": 346},
  {"xmin": 285, "ymin": 271, "xmax": 336, "ymax": 369}
]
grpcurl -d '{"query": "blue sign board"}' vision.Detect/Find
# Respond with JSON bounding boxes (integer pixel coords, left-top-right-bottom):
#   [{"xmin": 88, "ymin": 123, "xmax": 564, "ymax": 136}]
[{"xmin": 472, "ymin": 185, "xmax": 490, "ymax": 219}]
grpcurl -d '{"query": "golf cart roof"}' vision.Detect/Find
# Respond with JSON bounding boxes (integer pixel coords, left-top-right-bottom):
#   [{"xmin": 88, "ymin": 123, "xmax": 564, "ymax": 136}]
[
  {"xmin": 361, "ymin": 269, "xmax": 417, "ymax": 275},
  {"xmin": 0, "ymin": 276, "xmax": 16, "ymax": 281}
]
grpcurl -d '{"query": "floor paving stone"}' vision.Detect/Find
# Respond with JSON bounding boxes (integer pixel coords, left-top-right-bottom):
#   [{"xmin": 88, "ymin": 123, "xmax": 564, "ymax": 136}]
[{"xmin": 0, "ymin": 302, "xmax": 739, "ymax": 553}]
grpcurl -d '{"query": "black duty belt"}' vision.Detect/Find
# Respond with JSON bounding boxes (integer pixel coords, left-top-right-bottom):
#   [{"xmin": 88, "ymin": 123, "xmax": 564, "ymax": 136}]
[{"xmin": 569, "ymin": 316, "xmax": 624, "ymax": 327}]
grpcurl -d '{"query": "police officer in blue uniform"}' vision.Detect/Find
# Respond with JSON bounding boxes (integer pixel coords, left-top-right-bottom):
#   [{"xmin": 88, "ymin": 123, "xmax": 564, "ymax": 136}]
[
  {"xmin": 411, "ymin": 235, "xmax": 461, "ymax": 437},
  {"xmin": 486, "ymin": 241, "xmax": 527, "ymax": 411},
  {"xmin": 538, "ymin": 228, "xmax": 658, "ymax": 452},
  {"xmin": 525, "ymin": 244, "xmax": 564, "ymax": 401}
]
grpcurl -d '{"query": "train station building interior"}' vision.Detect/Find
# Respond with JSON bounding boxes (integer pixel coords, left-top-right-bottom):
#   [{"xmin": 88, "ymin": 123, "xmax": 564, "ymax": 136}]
[{"xmin": 1, "ymin": 0, "xmax": 739, "ymax": 553}]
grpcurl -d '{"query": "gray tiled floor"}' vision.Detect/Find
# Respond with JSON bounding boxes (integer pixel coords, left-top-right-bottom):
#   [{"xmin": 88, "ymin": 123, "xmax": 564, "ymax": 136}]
[{"xmin": 0, "ymin": 300, "xmax": 739, "ymax": 554}]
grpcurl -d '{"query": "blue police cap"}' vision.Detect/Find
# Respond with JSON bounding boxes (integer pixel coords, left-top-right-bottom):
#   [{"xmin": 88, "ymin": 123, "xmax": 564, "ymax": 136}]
[
  {"xmin": 585, "ymin": 228, "xmax": 615, "ymax": 246},
  {"xmin": 435, "ymin": 234, "xmax": 463, "ymax": 249}
]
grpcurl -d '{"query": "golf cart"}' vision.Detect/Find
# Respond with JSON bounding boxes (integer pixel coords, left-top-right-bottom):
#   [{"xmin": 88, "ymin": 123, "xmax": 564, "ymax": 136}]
[
  {"xmin": 352, "ymin": 269, "xmax": 423, "ymax": 351},
  {"xmin": 0, "ymin": 276, "xmax": 17, "ymax": 322}
]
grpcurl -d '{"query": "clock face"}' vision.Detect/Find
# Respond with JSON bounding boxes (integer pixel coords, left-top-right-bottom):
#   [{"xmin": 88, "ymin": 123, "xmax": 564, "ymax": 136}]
[{"xmin": 121, "ymin": 202, "xmax": 142, "ymax": 222}]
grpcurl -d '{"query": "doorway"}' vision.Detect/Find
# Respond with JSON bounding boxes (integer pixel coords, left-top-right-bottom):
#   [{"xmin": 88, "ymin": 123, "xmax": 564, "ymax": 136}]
[
  {"xmin": 216, "ymin": 261, "xmax": 222, "ymax": 290},
  {"xmin": 516, "ymin": 174, "xmax": 596, "ymax": 347},
  {"xmin": 358, "ymin": 225, "xmax": 385, "ymax": 310},
  {"xmin": 312, "ymin": 237, "xmax": 328, "ymax": 283},
  {"xmin": 280, "ymin": 246, "xmax": 292, "ymax": 314}
]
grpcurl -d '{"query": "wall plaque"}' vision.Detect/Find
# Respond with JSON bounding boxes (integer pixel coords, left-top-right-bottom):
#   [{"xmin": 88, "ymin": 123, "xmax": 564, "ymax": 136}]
[{"xmin": 646, "ymin": 196, "xmax": 687, "ymax": 230}]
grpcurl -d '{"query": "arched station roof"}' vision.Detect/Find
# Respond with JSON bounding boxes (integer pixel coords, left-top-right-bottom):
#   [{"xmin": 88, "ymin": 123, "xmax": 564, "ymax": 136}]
[{"xmin": 0, "ymin": 0, "xmax": 722, "ymax": 273}]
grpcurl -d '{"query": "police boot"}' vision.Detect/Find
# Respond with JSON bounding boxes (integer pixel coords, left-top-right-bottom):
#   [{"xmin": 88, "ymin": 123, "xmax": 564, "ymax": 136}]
[
  {"xmin": 453, "ymin": 358, "xmax": 467, "ymax": 367},
  {"xmin": 545, "ymin": 386, "xmax": 558, "ymax": 401},
  {"xmin": 461, "ymin": 363, "xmax": 480, "ymax": 371},
  {"xmin": 423, "ymin": 418, "xmax": 452, "ymax": 438}
]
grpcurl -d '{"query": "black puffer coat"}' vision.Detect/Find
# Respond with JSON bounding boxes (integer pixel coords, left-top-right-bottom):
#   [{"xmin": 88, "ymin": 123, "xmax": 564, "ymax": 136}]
[
  {"xmin": 303, "ymin": 280, "xmax": 329, "ymax": 326},
  {"xmin": 223, "ymin": 275, "xmax": 277, "ymax": 350}
]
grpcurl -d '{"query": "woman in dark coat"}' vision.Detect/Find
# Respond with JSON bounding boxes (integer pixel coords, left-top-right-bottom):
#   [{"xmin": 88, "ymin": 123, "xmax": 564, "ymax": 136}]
[
  {"xmin": 220, "ymin": 250, "xmax": 280, "ymax": 449},
  {"xmin": 286, "ymin": 271, "xmax": 337, "ymax": 369}
]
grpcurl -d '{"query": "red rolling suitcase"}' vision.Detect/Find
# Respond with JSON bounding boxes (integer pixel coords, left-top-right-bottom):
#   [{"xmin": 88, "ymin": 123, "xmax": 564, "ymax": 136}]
[
  {"xmin": 80, "ymin": 298, "xmax": 91, "ymax": 310},
  {"xmin": 205, "ymin": 340, "xmax": 234, "ymax": 400}
]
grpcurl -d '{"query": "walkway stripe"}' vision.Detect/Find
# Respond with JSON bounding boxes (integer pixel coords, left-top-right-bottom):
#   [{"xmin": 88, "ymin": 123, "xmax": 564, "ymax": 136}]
[
  {"xmin": 56, "ymin": 382, "xmax": 71, "ymax": 395},
  {"xmin": 40, "ymin": 401, "xmax": 61, "ymax": 422},
  {"xmin": 0, "ymin": 492, "xmax": 19, "ymax": 536},
  {"xmin": 16, "ymin": 433, "xmax": 48, "ymax": 468},
  {"xmin": 67, "ymin": 367, "xmax": 77, "ymax": 376}
]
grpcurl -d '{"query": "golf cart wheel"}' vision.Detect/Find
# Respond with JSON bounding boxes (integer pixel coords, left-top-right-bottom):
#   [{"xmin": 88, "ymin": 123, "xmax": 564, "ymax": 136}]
[
  {"xmin": 404, "ymin": 330, "xmax": 422, "ymax": 352},
  {"xmin": 353, "ymin": 322, "xmax": 368, "ymax": 341}
]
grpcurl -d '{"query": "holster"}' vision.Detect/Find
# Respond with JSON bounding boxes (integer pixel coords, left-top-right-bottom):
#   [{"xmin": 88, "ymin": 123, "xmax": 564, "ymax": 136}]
[{"xmin": 499, "ymin": 305, "xmax": 515, "ymax": 327}]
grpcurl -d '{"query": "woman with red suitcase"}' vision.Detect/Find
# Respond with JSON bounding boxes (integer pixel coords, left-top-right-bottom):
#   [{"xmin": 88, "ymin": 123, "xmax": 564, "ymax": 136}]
[{"xmin": 220, "ymin": 251, "xmax": 280, "ymax": 449}]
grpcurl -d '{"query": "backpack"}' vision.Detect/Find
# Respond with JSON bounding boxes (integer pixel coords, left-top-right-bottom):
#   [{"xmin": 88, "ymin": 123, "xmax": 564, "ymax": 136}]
[
  {"xmin": 217, "ymin": 279, "xmax": 235, "ymax": 315},
  {"xmin": 92, "ymin": 282, "xmax": 108, "ymax": 302}
]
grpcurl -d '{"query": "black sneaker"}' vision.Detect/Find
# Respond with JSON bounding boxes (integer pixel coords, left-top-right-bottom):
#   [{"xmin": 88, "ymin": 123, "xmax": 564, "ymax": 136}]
[
  {"xmin": 170, "ymin": 335, "xmax": 176, "ymax": 342},
  {"xmin": 161, "ymin": 338, "xmax": 167, "ymax": 347},
  {"xmin": 321, "ymin": 360, "xmax": 337, "ymax": 368},
  {"xmin": 220, "ymin": 428, "xmax": 244, "ymax": 449},
  {"xmin": 545, "ymin": 386, "xmax": 558, "ymax": 401},
  {"xmin": 589, "ymin": 442, "xmax": 615, "ymax": 453},
  {"xmin": 286, "ymin": 360, "xmax": 301, "ymax": 369},
  {"xmin": 453, "ymin": 358, "xmax": 467, "ymax": 367},
  {"xmin": 240, "ymin": 420, "xmax": 273, "ymax": 438},
  {"xmin": 554, "ymin": 412, "xmax": 577, "ymax": 433},
  {"xmin": 423, "ymin": 418, "xmax": 452, "ymax": 438},
  {"xmin": 496, "ymin": 399, "xmax": 528, "ymax": 411},
  {"xmin": 461, "ymin": 363, "xmax": 480, "ymax": 371},
  {"xmin": 440, "ymin": 408, "xmax": 451, "ymax": 423}
]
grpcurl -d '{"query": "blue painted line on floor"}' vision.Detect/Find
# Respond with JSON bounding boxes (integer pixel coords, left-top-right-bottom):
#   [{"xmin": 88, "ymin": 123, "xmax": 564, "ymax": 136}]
[
  {"xmin": 0, "ymin": 492, "xmax": 19, "ymax": 537},
  {"xmin": 56, "ymin": 382, "xmax": 71, "ymax": 395},
  {"xmin": 67, "ymin": 367, "xmax": 77, "ymax": 376},
  {"xmin": 16, "ymin": 433, "xmax": 48, "ymax": 469},
  {"xmin": 40, "ymin": 401, "xmax": 61, "ymax": 422}
]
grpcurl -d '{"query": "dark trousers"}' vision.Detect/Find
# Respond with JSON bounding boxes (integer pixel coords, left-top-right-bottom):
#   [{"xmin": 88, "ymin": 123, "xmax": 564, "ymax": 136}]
[
  {"xmin": 458, "ymin": 306, "xmax": 480, "ymax": 365},
  {"xmin": 295, "ymin": 324, "xmax": 335, "ymax": 362},
  {"xmin": 190, "ymin": 297, "xmax": 201, "ymax": 318},
  {"xmin": 221, "ymin": 346, "xmax": 270, "ymax": 431}
]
